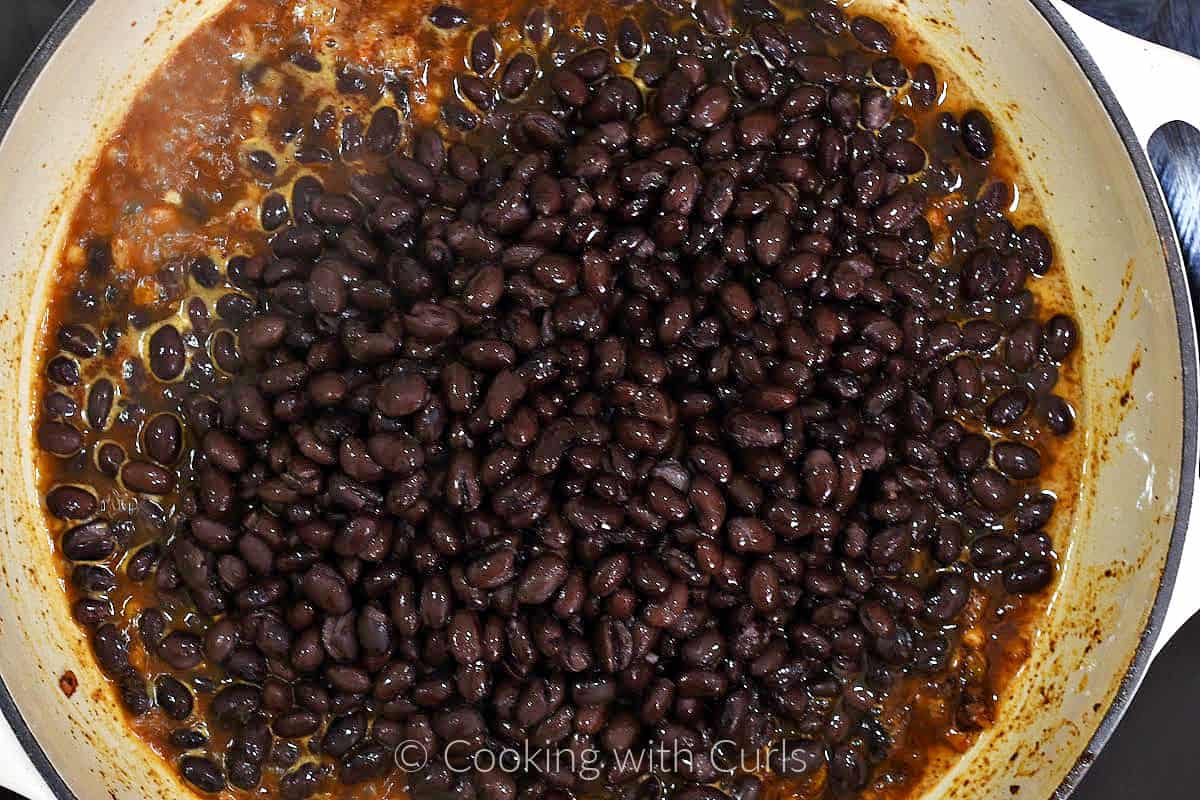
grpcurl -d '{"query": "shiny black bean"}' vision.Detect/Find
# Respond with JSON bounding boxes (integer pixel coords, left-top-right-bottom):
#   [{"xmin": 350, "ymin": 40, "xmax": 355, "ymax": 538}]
[
  {"xmin": 500, "ymin": 53, "xmax": 537, "ymax": 99},
  {"xmin": 961, "ymin": 109, "xmax": 996, "ymax": 159},
  {"xmin": 47, "ymin": 485, "xmax": 97, "ymax": 520},
  {"xmin": 38, "ymin": 420, "xmax": 83, "ymax": 456},
  {"xmin": 62, "ymin": 520, "xmax": 115, "ymax": 561},
  {"xmin": 470, "ymin": 29, "xmax": 497, "ymax": 74},
  {"xmin": 149, "ymin": 325, "xmax": 186, "ymax": 380},
  {"xmin": 303, "ymin": 564, "xmax": 353, "ymax": 614},
  {"xmin": 46, "ymin": 355, "xmax": 79, "ymax": 386},
  {"xmin": 180, "ymin": 756, "xmax": 225, "ymax": 793},
  {"xmin": 169, "ymin": 727, "xmax": 208, "ymax": 749},
  {"xmin": 1020, "ymin": 225, "xmax": 1054, "ymax": 275},
  {"xmin": 143, "ymin": 413, "xmax": 183, "ymax": 464},
  {"xmin": 993, "ymin": 441, "xmax": 1042, "ymax": 479},
  {"xmin": 988, "ymin": 388, "xmax": 1031, "ymax": 427},
  {"xmin": 58, "ymin": 324, "xmax": 99, "ymax": 358},
  {"xmin": 365, "ymin": 108, "xmax": 400, "ymax": 154},
  {"xmin": 122, "ymin": 461, "xmax": 174, "ymax": 494},
  {"xmin": 247, "ymin": 149, "xmax": 277, "ymax": 175},
  {"xmin": 156, "ymin": 674, "xmax": 194, "ymax": 720},
  {"xmin": 159, "ymin": 631, "xmax": 204, "ymax": 669},
  {"xmin": 86, "ymin": 379, "xmax": 115, "ymax": 429},
  {"xmin": 429, "ymin": 4, "xmax": 468, "ymax": 28},
  {"xmin": 1043, "ymin": 395, "xmax": 1076, "ymax": 435},
  {"xmin": 1042, "ymin": 314, "xmax": 1078, "ymax": 362},
  {"xmin": 851, "ymin": 16, "xmax": 894, "ymax": 52},
  {"xmin": 261, "ymin": 193, "xmax": 289, "ymax": 230},
  {"xmin": 323, "ymin": 710, "xmax": 367, "ymax": 757},
  {"xmin": 970, "ymin": 468, "xmax": 1017, "ymax": 512},
  {"xmin": 1004, "ymin": 560, "xmax": 1054, "ymax": 593},
  {"xmin": 1006, "ymin": 319, "xmax": 1041, "ymax": 372}
]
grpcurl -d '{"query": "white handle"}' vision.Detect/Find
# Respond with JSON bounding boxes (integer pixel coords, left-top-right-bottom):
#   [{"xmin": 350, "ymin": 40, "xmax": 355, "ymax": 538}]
[
  {"xmin": 1052, "ymin": 0, "xmax": 1200, "ymax": 148},
  {"xmin": 0, "ymin": 708, "xmax": 55, "ymax": 800},
  {"xmin": 1051, "ymin": 0, "xmax": 1200, "ymax": 659}
]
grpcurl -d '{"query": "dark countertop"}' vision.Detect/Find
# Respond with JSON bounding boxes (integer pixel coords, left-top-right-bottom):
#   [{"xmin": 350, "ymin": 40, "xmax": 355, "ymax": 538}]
[{"xmin": 2, "ymin": 2, "xmax": 1199, "ymax": 798}]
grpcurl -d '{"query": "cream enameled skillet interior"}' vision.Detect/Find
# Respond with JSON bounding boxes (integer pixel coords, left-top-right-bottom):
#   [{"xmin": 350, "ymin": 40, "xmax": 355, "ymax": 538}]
[{"xmin": 0, "ymin": 1, "xmax": 1199, "ymax": 798}]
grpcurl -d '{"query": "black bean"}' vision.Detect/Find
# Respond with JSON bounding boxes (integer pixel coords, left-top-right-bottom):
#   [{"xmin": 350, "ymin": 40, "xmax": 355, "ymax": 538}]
[
  {"xmin": 92, "ymin": 441, "xmax": 124, "ymax": 479},
  {"xmin": 910, "ymin": 62, "xmax": 938, "ymax": 107},
  {"xmin": 211, "ymin": 684, "xmax": 262, "ymax": 724},
  {"xmin": 156, "ymin": 675, "xmax": 194, "ymax": 720},
  {"xmin": 988, "ymin": 388, "xmax": 1031, "ymax": 427},
  {"xmin": 281, "ymin": 764, "xmax": 322, "ymax": 799},
  {"xmin": 323, "ymin": 710, "xmax": 367, "ymax": 757},
  {"xmin": 85, "ymin": 379, "xmax": 115, "ymax": 429},
  {"xmin": 143, "ymin": 413, "xmax": 183, "ymax": 464},
  {"xmin": 339, "ymin": 743, "xmax": 390, "ymax": 784},
  {"xmin": 47, "ymin": 485, "xmax": 97, "ymax": 520},
  {"xmin": 970, "ymin": 535, "xmax": 1018, "ymax": 569},
  {"xmin": 58, "ymin": 324, "xmax": 99, "ymax": 358},
  {"xmin": 516, "ymin": 554, "xmax": 569, "ymax": 604},
  {"xmin": 500, "ymin": 53, "xmax": 537, "ymax": 99},
  {"xmin": 961, "ymin": 110, "xmax": 996, "ymax": 159},
  {"xmin": 1006, "ymin": 319, "xmax": 1041, "ymax": 372},
  {"xmin": 1004, "ymin": 560, "xmax": 1054, "ymax": 593},
  {"xmin": 470, "ymin": 29, "xmax": 497, "ymax": 74},
  {"xmin": 62, "ymin": 520, "xmax": 115, "ymax": 561},
  {"xmin": 273, "ymin": 711, "xmax": 319, "ymax": 738},
  {"xmin": 610, "ymin": 17, "xmax": 642, "ymax": 61},
  {"xmin": 247, "ymin": 149, "xmax": 277, "ymax": 175},
  {"xmin": 38, "ymin": 420, "xmax": 83, "ymax": 456},
  {"xmin": 429, "ymin": 4, "xmax": 468, "ymax": 28},
  {"xmin": 1043, "ymin": 395, "xmax": 1076, "ymax": 435},
  {"xmin": 884, "ymin": 140, "xmax": 926, "ymax": 173},
  {"xmin": 73, "ymin": 597, "xmax": 113, "ymax": 628},
  {"xmin": 148, "ymin": 325, "xmax": 186, "ymax": 380},
  {"xmin": 159, "ymin": 631, "xmax": 204, "ymax": 669},
  {"xmin": 925, "ymin": 574, "xmax": 970, "ymax": 623},
  {"xmin": 696, "ymin": 0, "xmax": 732, "ymax": 34},
  {"xmin": 808, "ymin": 2, "xmax": 847, "ymax": 34},
  {"xmin": 43, "ymin": 391, "xmax": 76, "ymax": 418},
  {"xmin": 261, "ymin": 193, "xmax": 289, "ymax": 230},
  {"xmin": 970, "ymin": 468, "xmax": 1017, "ymax": 512},
  {"xmin": 122, "ymin": 461, "xmax": 174, "ymax": 494},
  {"xmin": 872, "ymin": 56, "xmax": 908, "ymax": 87},
  {"xmin": 169, "ymin": 727, "xmax": 208, "ymax": 749},
  {"xmin": 993, "ymin": 441, "xmax": 1042, "ymax": 479},
  {"xmin": 1042, "ymin": 314, "xmax": 1079, "ymax": 362},
  {"xmin": 366, "ymin": 108, "xmax": 400, "ymax": 154},
  {"xmin": 313, "ymin": 193, "xmax": 360, "ymax": 226},
  {"xmin": 850, "ymin": 16, "xmax": 894, "ymax": 52},
  {"xmin": 1019, "ymin": 225, "xmax": 1054, "ymax": 275},
  {"xmin": 180, "ymin": 755, "xmax": 226, "ymax": 793},
  {"xmin": 303, "ymin": 564, "xmax": 352, "ymax": 614},
  {"xmin": 47, "ymin": 354, "xmax": 80, "ymax": 385}
]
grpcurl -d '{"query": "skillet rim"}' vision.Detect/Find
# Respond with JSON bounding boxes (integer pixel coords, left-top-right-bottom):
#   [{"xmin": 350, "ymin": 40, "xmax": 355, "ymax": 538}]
[{"xmin": 0, "ymin": 1, "xmax": 1194, "ymax": 799}]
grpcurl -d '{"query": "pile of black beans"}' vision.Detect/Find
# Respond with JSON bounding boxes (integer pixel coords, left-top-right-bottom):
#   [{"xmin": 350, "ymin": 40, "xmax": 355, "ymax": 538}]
[{"xmin": 40, "ymin": 1, "xmax": 1080, "ymax": 798}]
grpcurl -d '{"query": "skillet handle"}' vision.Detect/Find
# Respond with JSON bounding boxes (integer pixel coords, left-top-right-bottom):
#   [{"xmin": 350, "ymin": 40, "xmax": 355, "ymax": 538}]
[
  {"xmin": 1050, "ymin": 0, "xmax": 1200, "ymax": 659},
  {"xmin": 1051, "ymin": 0, "xmax": 1200, "ymax": 147},
  {"xmin": 0, "ymin": 711, "xmax": 53, "ymax": 800}
]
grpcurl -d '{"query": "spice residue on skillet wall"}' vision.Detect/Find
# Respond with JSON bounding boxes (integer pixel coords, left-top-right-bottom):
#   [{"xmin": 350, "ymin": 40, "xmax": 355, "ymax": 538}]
[{"xmin": 33, "ymin": 0, "xmax": 1084, "ymax": 798}]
